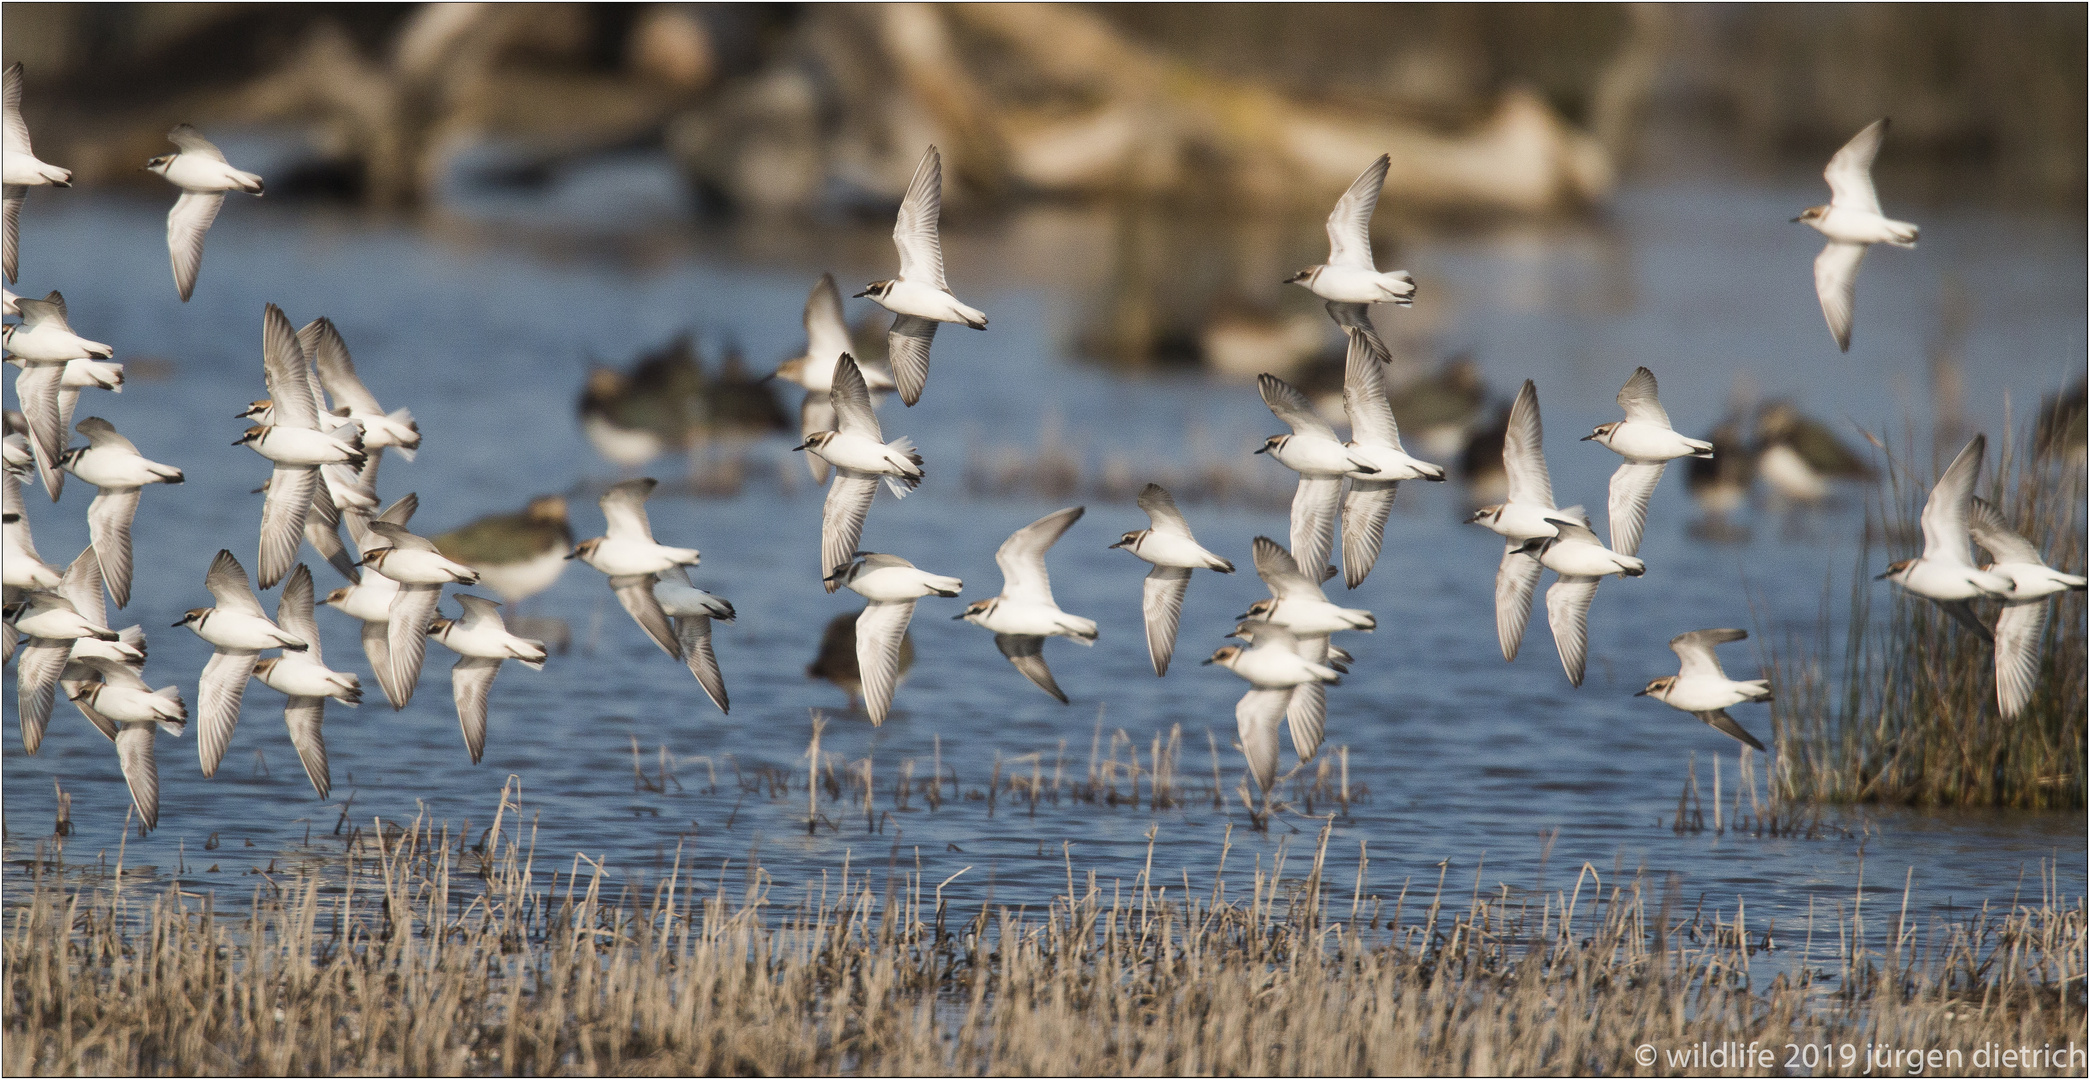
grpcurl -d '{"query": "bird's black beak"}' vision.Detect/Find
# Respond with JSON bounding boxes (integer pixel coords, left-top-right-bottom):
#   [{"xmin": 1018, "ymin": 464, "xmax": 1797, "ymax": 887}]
[
  {"xmin": 852, "ymin": 289, "xmax": 870, "ymax": 299},
  {"xmin": 230, "ymin": 437, "xmax": 246, "ymax": 445},
  {"xmin": 1200, "ymin": 656, "xmax": 1217, "ymax": 665},
  {"xmin": 565, "ymin": 549, "xmax": 580, "ymax": 560},
  {"xmin": 1873, "ymin": 569, "xmax": 1893, "ymax": 580},
  {"xmin": 249, "ymin": 485, "xmax": 266, "ymax": 495},
  {"xmin": 1579, "ymin": 433, "xmax": 1596, "ymax": 441},
  {"xmin": 1108, "ymin": 538, "xmax": 1127, "ymax": 549},
  {"xmin": 950, "ymin": 611, "xmax": 968, "ymax": 620},
  {"xmin": 790, "ymin": 442, "xmax": 807, "ymax": 452},
  {"xmin": 1633, "ymin": 687, "xmax": 1651, "ymax": 697},
  {"xmin": 169, "ymin": 619, "xmax": 185, "ymax": 627},
  {"xmin": 1252, "ymin": 445, "xmax": 1267, "ymax": 455},
  {"xmin": 1789, "ymin": 215, "xmax": 1804, "ymax": 224}
]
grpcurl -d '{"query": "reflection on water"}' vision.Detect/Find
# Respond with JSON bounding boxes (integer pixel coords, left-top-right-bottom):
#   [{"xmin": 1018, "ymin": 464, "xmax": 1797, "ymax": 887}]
[{"xmin": 2, "ymin": 167, "xmax": 2083, "ymax": 938}]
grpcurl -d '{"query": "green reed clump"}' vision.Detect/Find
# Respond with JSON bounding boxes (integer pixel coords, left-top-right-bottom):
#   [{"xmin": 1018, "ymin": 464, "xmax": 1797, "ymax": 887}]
[
  {"xmin": 5, "ymin": 784, "xmax": 2085, "ymax": 1076},
  {"xmin": 1772, "ymin": 419, "xmax": 2086, "ymax": 808}
]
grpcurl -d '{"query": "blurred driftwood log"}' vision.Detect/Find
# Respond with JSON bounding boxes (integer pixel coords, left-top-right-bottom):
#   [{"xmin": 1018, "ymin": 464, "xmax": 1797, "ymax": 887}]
[{"xmin": 671, "ymin": 3, "xmax": 1615, "ymax": 215}]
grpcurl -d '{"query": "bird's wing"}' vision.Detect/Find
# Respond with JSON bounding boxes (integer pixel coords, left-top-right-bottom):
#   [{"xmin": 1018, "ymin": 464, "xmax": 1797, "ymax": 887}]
[
  {"xmin": 1342, "ymin": 328, "xmax": 1401, "ymax": 449},
  {"xmin": 365, "ymin": 520, "xmax": 439, "ymax": 554},
  {"xmin": 259, "ymin": 466, "xmax": 317, "ymax": 590},
  {"xmin": 303, "ymin": 479, "xmax": 359, "ymax": 584},
  {"xmin": 1935, "ymin": 598, "xmax": 1994, "ymax": 643},
  {"xmin": 72, "ymin": 693, "xmax": 120, "ymax": 742},
  {"xmin": 1252, "ymin": 535, "xmax": 1320, "ymax": 600},
  {"xmin": 1140, "ymin": 565, "xmax": 1191, "ymax": 677},
  {"xmin": 1813, "ymin": 242, "xmax": 1866, "ymax": 353},
  {"xmin": 599, "ymin": 478, "xmax": 658, "ymax": 542},
  {"xmin": 84, "ymin": 486, "xmax": 142, "ymax": 608},
  {"xmin": 1258, "ymin": 373, "xmax": 1336, "ymax": 438},
  {"xmin": 1494, "ymin": 543, "xmax": 1542, "ymax": 662},
  {"xmin": 800, "ymin": 393, "xmax": 834, "ymax": 483},
  {"xmin": 300, "ymin": 316, "xmax": 383, "ymax": 415},
  {"xmin": 57, "ymin": 543, "xmax": 106, "ymax": 629},
  {"xmin": 1503, "ymin": 380, "xmax": 1552, "ymax": 509},
  {"xmin": 16, "ymin": 638, "xmax": 69, "ymax": 754},
  {"xmin": 381, "ymin": 583, "xmax": 441, "ymax": 710},
  {"xmin": 887, "ymin": 315, "xmax": 937, "ymax": 407},
  {"xmin": 854, "ymin": 599, "xmax": 914, "ymax": 724},
  {"xmin": 893, "ymin": 146, "xmax": 947, "ymax": 291},
  {"xmin": 1136, "ymin": 482, "xmax": 1192, "ymax": 535},
  {"xmin": 804, "ymin": 272, "xmax": 852, "ymax": 365},
  {"xmin": 2, "ymin": 64, "xmax": 28, "ymax": 155},
  {"xmin": 115, "ymin": 724, "xmax": 160, "ymax": 830},
  {"xmin": 1993, "ymin": 600, "xmax": 2047, "ymax": 719},
  {"xmin": 1545, "ymin": 516, "xmax": 1606, "ymax": 549},
  {"xmin": 1326, "ymin": 302, "xmax": 1390, "ymax": 365},
  {"xmin": 283, "ymin": 696, "xmax": 331, "ymax": 798},
  {"xmin": 829, "ymin": 353, "xmax": 881, "ymax": 438},
  {"xmin": 196, "ymin": 648, "xmax": 257, "ymax": 776},
  {"xmin": 165, "ymin": 123, "xmax": 228, "ymax": 161},
  {"xmin": 358, "ymin": 620, "xmax": 390, "ymax": 690},
  {"xmin": 610, "ymin": 573, "xmax": 679, "ymax": 658},
  {"xmin": 259, "ymin": 303, "xmax": 321, "ymax": 428},
  {"xmin": 1920, "ymin": 434, "xmax": 1984, "ymax": 567},
  {"xmin": 1669, "ymin": 628, "xmax": 1745, "ymax": 681},
  {"xmin": 1287, "ymin": 634, "xmax": 1331, "ymax": 762},
  {"xmin": 453, "ymin": 593, "xmax": 504, "ymax": 631},
  {"xmin": 1324, "ymin": 153, "xmax": 1388, "ymax": 269},
  {"xmin": 1235, "ymin": 687, "xmax": 1290, "ymax": 794},
  {"xmin": 1340, "ymin": 478, "xmax": 1397, "ymax": 589},
  {"xmin": 994, "ymin": 633, "xmax": 1067, "ymax": 703},
  {"xmin": 1967, "ymin": 497, "xmax": 2044, "ymax": 567},
  {"xmin": 168, "ymin": 191, "xmax": 224, "ymax": 303},
  {"xmin": 822, "ymin": 471, "xmax": 879, "ymax": 590},
  {"xmin": 1616, "ymin": 367, "xmax": 1671, "ymax": 427},
  {"xmin": 1545, "ymin": 576, "xmax": 1600, "ymax": 688},
  {"xmin": 1604, "ymin": 461, "xmax": 1666, "ymax": 558},
  {"xmin": 450, "ymin": 656, "xmax": 501, "ymax": 764},
  {"xmin": 3, "ymin": 184, "xmax": 20, "ymax": 284},
  {"xmin": 1824, "ymin": 118, "xmax": 1886, "ymax": 216},
  {"xmin": 1288, "ymin": 475, "xmax": 1341, "ymax": 583},
  {"xmin": 1697, "ymin": 710, "xmax": 1767, "ymax": 752},
  {"xmin": 276, "ymin": 564, "xmax": 324, "ymax": 665},
  {"xmin": 205, "ymin": 549, "xmax": 269, "ymax": 617},
  {"xmin": 676, "ymin": 614, "xmax": 729, "ymax": 714},
  {"xmin": 74, "ymin": 416, "xmax": 139, "ymax": 453},
  {"xmin": 997, "ymin": 506, "xmax": 1084, "ymax": 605},
  {"xmin": 16, "ymin": 360, "xmax": 66, "ymax": 497}
]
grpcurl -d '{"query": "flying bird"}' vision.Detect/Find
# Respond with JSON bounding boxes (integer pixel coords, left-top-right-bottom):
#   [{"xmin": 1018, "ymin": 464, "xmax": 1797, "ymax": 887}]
[
  {"xmin": 1793, "ymin": 119, "xmax": 1918, "ymax": 352},
  {"xmin": 1256, "ymin": 372, "xmax": 1378, "ymax": 578},
  {"xmin": 429, "ymin": 595, "xmax": 547, "ymax": 764},
  {"xmin": 60, "ymin": 417, "xmax": 184, "ymax": 608},
  {"xmin": 958, "ymin": 506, "xmax": 1096, "ymax": 703},
  {"xmin": 1109, "ymin": 483, "xmax": 1233, "ymax": 676},
  {"xmin": 3, "ymin": 63, "xmax": 72, "ymax": 284},
  {"xmin": 175, "ymin": 550, "xmax": 308, "ymax": 776},
  {"xmin": 1968, "ymin": 497, "xmax": 2087, "ymax": 719},
  {"xmin": 1339, "ymin": 330, "xmax": 1445, "ymax": 587},
  {"xmin": 1286, "ymin": 154, "xmax": 1416, "ymax": 360},
  {"xmin": 251, "ymin": 565, "xmax": 361, "ymax": 797},
  {"xmin": 1581, "ymin": 367, "xmax": 1713, "ymax": 558},
  {"xmin": 1636, "ymin": 628, "xmax": 1771, "ymax": 751},
  {"xmin": 798, "ymin": 353, "xmax": 924, "ymax": 587},
  {"xmin": 856, "ymin": 146, "xmax": 988, "ymax": 405},
  {"xmin": 1875, "ymin": 434, "xmax": 2014, "ymax": 638},
  {"xmin": 1468, "ymin": 381, "xmax": 1575, "ymax": 663},
  {"xmin": 146, "ymin": 124, "xmax": 265, "ymax": 302},
  {"xmin": 827, "ymin": 552, "xmax": 962, "ymax": 724}
]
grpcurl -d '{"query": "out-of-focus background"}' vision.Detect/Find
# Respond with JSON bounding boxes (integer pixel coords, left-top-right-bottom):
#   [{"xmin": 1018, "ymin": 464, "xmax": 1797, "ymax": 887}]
[{"xmin": 3, "ymin": 5, "xmax": 2083, "ymax": 937}]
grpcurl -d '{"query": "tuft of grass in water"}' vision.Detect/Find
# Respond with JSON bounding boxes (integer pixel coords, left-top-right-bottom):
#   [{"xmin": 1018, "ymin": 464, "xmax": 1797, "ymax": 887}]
[
  {"xmin": 5, "ymin": 783, "xmax": 2085, "ymax": 1075},
  {"xmin": 1771, "ymin": 416, "xmax": 2086, "ymax": 808}
]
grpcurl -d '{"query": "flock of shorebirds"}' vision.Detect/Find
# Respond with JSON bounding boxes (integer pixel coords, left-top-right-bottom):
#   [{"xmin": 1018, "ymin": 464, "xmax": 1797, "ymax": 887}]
[{"xmin": 4, "ymin": 58, "xmax": 2083, "ymax": 832}]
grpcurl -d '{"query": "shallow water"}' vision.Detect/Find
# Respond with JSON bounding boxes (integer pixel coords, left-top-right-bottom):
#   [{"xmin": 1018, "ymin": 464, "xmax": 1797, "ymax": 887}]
[{"xmin": 3, "ymin": 161, "xmax": 2083, "ymax": 953}]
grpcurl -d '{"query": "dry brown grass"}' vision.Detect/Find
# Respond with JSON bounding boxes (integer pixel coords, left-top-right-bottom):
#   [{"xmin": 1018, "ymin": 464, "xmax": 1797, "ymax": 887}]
[
  {"xmin": 1771, "ymin": 418, "xmax": 2086, "ymax": 809},
  {"xmin": 5, "ymin": 780, "xmax": 2084, "ymax": 1076}
]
